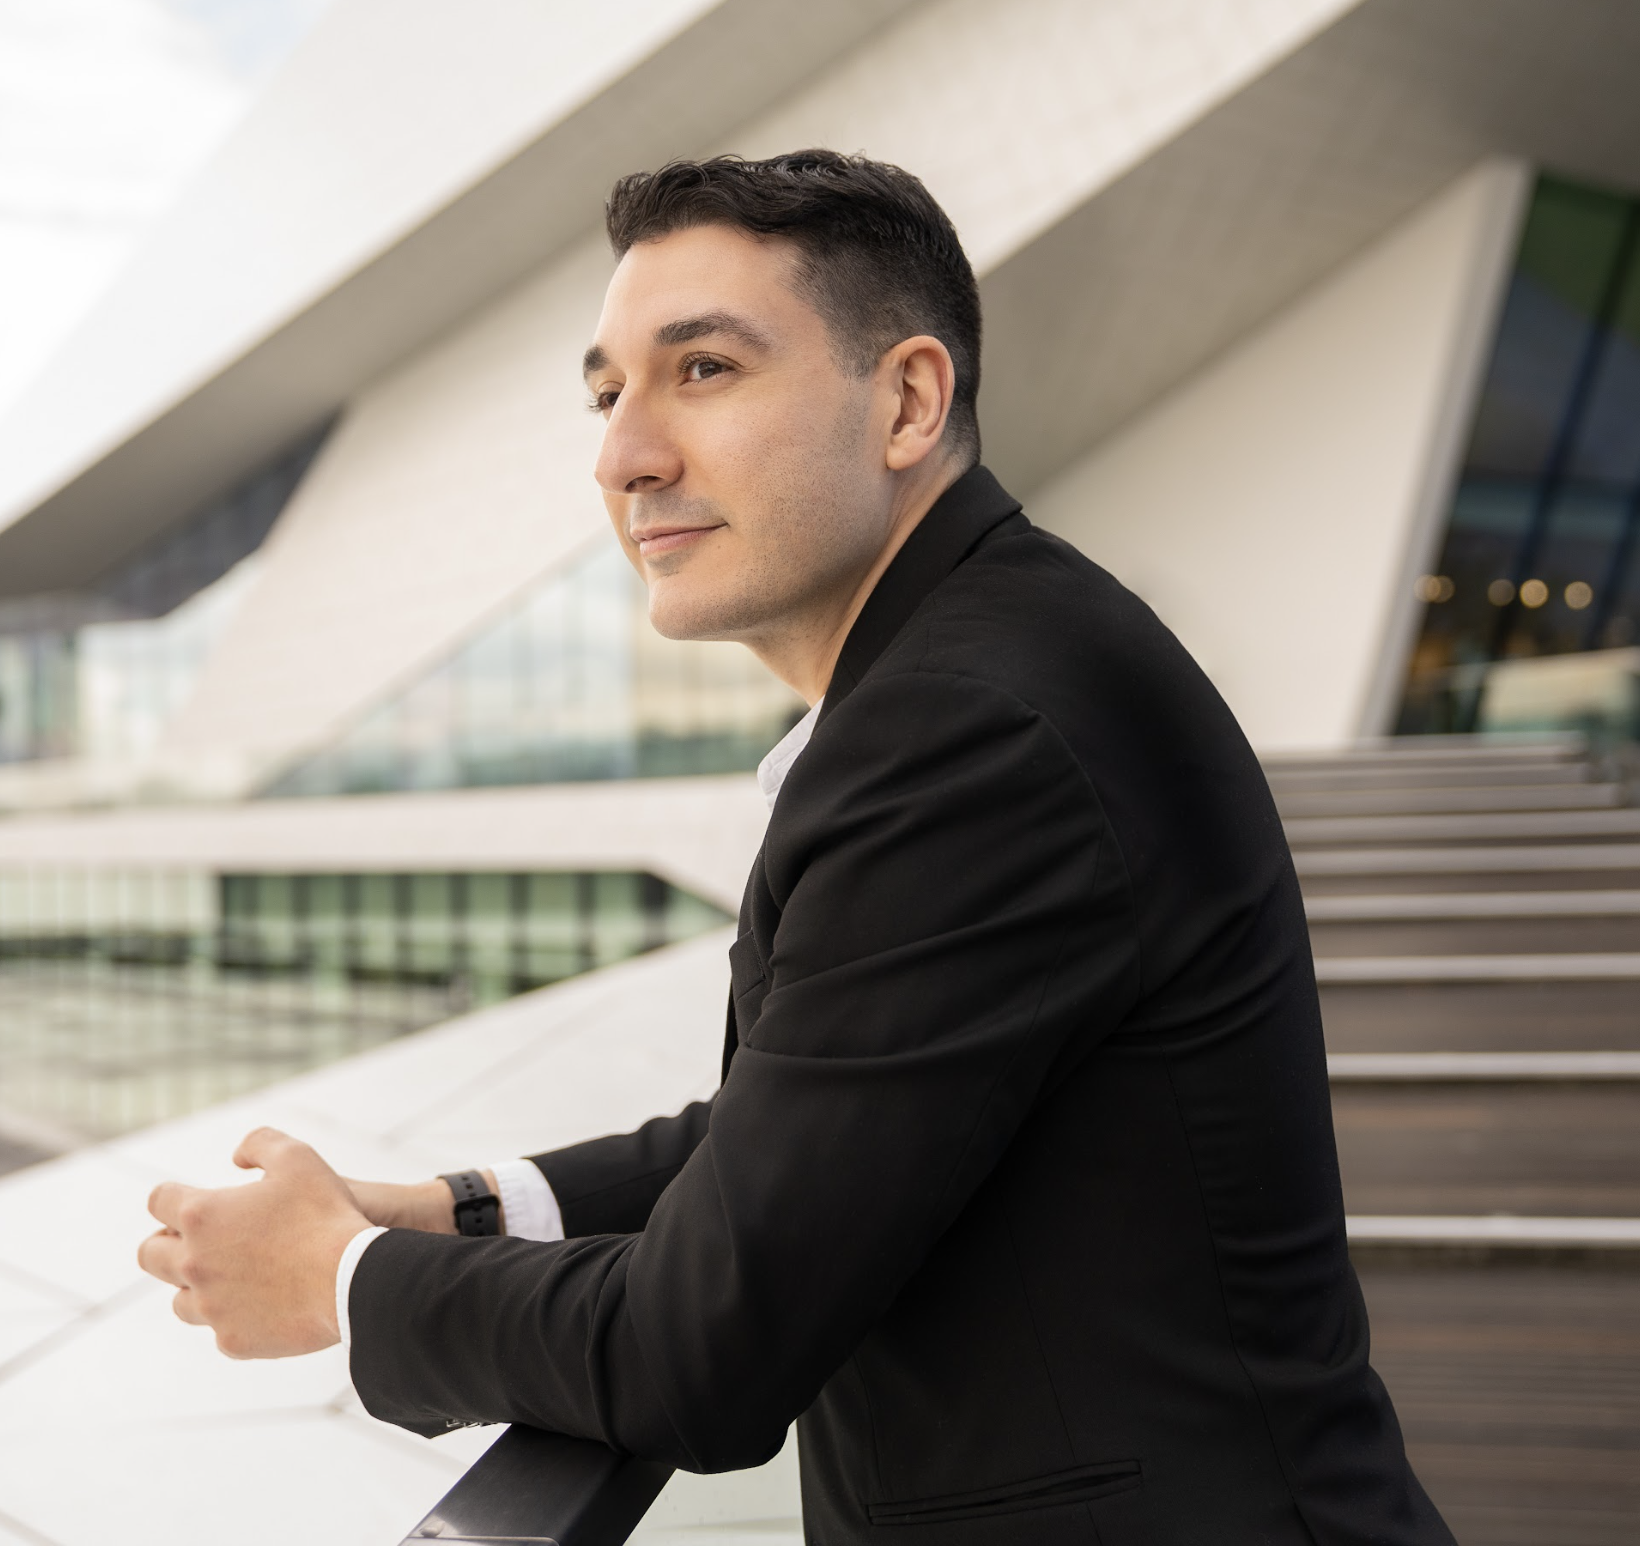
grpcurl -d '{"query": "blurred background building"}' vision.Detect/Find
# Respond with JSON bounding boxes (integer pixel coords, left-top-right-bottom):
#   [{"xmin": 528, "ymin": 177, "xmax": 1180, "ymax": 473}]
[{"xmin": 0, "ymin": 2, "xmax": 1637, "ymax": 1543}]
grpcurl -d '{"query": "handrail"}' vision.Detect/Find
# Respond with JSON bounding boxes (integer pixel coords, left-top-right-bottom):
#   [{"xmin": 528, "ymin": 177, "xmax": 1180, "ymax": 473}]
[{"xmin": 398, "ymin": 1425, "xmax": 672, "ymax": 1545}]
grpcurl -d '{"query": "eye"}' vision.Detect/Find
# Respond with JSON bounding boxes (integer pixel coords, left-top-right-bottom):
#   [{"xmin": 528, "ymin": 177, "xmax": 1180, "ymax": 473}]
[
  {"xmin": 680, "ymin": 352, "xmax": 731, "ymax": 384},
  {"xmin": 587, "ymin": 386, "xmax": 620, "ymax": 414}
]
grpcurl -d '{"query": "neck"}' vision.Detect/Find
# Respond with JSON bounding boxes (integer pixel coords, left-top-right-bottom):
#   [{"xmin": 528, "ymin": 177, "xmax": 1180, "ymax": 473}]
[{"xmin": 752, "ymin": 457, "xmax": 965, "ymax": 705}]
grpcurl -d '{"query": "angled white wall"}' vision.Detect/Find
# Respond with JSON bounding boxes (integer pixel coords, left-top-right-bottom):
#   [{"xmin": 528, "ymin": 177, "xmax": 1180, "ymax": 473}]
[
  {"xmin": 0, "ymin": 0, "xmax": 727, "ymax": 532},
  {"xmin": 1029, "ymin": 158, "xmax": 1529, "ymax": 752},
  {"xmin": 724, "ymin": 0, "xmax": 1357, "ymax": 274},
  {"xmin": 155, "ymin": 0, "xmax": 1357, "ymax": 782},
  {"xmin": 157, "ymin": 234, "xmax": 613, "ymax": 777}
]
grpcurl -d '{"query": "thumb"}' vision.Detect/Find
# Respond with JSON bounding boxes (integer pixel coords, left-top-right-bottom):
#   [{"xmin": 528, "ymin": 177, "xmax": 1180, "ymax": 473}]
[{"xmin": 232, "ymin": 1126, "xmax": 322, "ymax": 1176}]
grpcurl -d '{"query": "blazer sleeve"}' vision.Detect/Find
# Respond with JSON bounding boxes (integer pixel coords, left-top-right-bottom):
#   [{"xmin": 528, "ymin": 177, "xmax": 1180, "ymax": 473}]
[
  {"xmin": 529, "ymin": 1099, "xmax": 714, "ymax": 1238},
  {"xmin": 348, "ymin": 670, "xmax": 1137, "ymax": 1471}
]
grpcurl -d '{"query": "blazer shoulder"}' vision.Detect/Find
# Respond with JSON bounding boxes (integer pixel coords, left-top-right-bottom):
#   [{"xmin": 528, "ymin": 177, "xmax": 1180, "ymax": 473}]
[{"xmin": 877, "ymin": 523, "xmax": 1190, "ymax": 708}]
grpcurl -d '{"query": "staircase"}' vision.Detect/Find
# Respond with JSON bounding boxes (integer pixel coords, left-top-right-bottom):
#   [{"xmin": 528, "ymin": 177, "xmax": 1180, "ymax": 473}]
[{"xmin": 1268, "ymin": 735, "xmax": 1640, "ymax": 1546}]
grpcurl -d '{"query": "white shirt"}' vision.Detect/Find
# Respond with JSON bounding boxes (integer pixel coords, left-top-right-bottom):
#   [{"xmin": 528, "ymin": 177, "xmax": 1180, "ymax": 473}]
[{"xmin": 336, "ymin": 700, "xmax": 822, "ymax": 1346}]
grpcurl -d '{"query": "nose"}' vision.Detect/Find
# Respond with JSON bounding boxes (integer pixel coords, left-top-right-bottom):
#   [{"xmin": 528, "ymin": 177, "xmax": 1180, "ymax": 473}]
[{"xmin": 594, "ymin": 389, "xmax": 683, "ymax": 498}]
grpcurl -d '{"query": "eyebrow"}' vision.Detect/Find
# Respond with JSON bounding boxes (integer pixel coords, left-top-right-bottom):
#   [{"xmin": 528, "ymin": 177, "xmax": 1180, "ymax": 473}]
[{"xmin": 581, "ymin": 310, "xmax": 774, "ymax": 380}]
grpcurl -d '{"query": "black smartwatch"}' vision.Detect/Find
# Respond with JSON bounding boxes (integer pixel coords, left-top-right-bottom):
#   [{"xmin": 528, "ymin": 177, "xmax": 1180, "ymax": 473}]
[{"xmin": 440, "ymin": 1170, "xmax": 502, "ymax": 1237}]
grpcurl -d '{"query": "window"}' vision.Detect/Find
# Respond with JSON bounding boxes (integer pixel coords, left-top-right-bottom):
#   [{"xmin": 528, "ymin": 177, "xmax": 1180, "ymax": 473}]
[
  {"xmin": 0, "ymin": 866, "xmax": 728, "ymax": 1143},
  {"xmin": 1398, "ymin": 175, "xmax": 1640, "ymax": 736},
  {"xmin": 263, "ymin": 539, "xmax": 804, "ymax": 797},
  {"xmin": 0, "ymin": 428, "xmax": 328, "ymax": 765}
]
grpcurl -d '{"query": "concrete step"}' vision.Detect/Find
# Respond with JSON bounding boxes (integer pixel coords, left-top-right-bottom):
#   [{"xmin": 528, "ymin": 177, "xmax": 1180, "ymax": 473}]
[
  {"xmin": 1319, "ymin": 979, "xmax": 1640, "ymax": 1053},
  {"xmin": 1275, "ymin": 782, "xmax": 1625, "ymax": 818},
  {"xmin": 1264, "ymin": 735, "xmax": 1587, "ymax": 774},
  {"xmin": 1314, "ymin": 918, "xmax": 1640, "ymax": 955},
  {"xmin": 1335, "ymin": 1082, "xmax": 1640, "ymax": 1217},
  {"xmin": 1267, "ymin": 759, "xmax": 1596, "ymax": 793},
  {"xmin": 1285, "ymin": 809, "xmax": 1640, "ymax": 849},
  {"xmin": 1358, "ymin": 1257, "xmax": 1640, "ymax": 1546},
  {"xmin": 1294, "ymin": 844, "xmax": 1640, "ymax": 895},
  {"xmin": 1309, "ymin": 896, "xmax": 1640, "ymax": 956},
  {"xmin": 1259, "ymin": 734, "xmax": 1580, "ymax": 763}
]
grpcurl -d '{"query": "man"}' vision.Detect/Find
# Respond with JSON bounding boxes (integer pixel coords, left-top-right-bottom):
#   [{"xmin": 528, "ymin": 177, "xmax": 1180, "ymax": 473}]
[{"xmin": 140, "ymin": 151, "xmax": 1453, "ymax": 1544}]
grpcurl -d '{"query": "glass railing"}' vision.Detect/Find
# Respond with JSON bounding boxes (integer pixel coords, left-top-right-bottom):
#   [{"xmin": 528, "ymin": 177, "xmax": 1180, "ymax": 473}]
[
  {"xmin": 0, "ymin": 866, "xmax": 728, "ymax": 1150},
  {"xmin": 264, "ymin": 541, "xmax": 804, "ymax": 799},
  {"xmin": 397, "ymin": 1426, "xmax": 670, "ymax": 1546}
]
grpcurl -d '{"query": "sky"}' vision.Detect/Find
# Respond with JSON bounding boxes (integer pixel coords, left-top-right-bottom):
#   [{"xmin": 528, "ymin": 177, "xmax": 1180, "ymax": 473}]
[{"xmin": 0, "ymin": 0, "xmax": 333, "ymax": 414}]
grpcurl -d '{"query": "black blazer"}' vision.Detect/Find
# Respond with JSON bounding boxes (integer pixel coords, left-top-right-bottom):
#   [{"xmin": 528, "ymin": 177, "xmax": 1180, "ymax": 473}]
[{"xmin": 352, "ymin": 467, "xmax": 1453, "ymax": 1546}]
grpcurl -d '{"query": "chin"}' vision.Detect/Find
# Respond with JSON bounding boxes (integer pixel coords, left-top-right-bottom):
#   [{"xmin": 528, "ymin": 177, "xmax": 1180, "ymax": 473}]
[{"xmin": 646, "ymin": 584, "xmax": 736, "ymax": 643}]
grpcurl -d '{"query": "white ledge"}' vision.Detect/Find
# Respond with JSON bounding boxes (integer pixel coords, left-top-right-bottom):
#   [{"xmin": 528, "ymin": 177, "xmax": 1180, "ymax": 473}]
[
  {"xmin": 1306, "ymin": 890, "xmax": 1640, "ymax": 920},
  {"xmin": 1347, "ymin": 1214, "xmax": 1640, "ymax": 1248},
  {"xmin": 1328, "ymin": 1052, "xmax": 1640, "ymax": 1080},
  {"xmin": 1294, "ymin": 844, "xmax": 1640, "ymax": 875},
  {"xmin": 1314, "ymin": 953, "xmax": 1640, "ymax": 984}
]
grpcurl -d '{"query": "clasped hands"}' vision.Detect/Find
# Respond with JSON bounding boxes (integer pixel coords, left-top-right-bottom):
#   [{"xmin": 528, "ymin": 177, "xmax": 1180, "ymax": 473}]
[{"xmin": 136, "ymin": 1128, "xmax": 466, "ymax": 1360}]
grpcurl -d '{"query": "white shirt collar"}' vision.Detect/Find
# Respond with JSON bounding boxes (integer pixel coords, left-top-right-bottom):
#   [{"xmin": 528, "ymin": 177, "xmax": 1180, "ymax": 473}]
[{"xmin": 757, "ymin": 699, "xmax": 822, "ymax": 810}]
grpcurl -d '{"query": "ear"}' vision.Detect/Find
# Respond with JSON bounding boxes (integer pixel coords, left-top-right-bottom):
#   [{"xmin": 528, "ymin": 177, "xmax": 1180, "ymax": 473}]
[{"xmin": 881, "ymin": 335, "xmax": 957, "ymax": 472}]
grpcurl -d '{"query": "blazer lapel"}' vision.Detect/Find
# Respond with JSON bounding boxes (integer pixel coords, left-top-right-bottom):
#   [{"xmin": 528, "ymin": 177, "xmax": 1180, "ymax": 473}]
[{"xmin": 720, "ymin": 465, "xmax": 1024, "ymax": 1083}]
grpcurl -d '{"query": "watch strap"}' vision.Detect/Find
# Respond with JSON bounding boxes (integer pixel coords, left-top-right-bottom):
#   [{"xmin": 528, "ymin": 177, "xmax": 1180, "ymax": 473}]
[{"xmin": 439, "ymin": 1170, "xmax": 502, "ymax": 1237}]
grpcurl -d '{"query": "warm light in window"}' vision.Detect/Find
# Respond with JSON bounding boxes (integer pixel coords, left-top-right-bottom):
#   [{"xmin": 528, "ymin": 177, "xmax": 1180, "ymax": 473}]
[
  {"xmin": 1520, "ymin": 578, "xmax": 1549, "ymax": 608},
  {"xmin": 1565, "ymin": 580, "xmax": 1594, "ymax": 610},
  {"xmin": 1487, "ymin": 579, "xmax": 1515, "ymax": 606},
  {"xmin": 1413, "ymin": 574, "xmax": 1455, "ymax": 603}
]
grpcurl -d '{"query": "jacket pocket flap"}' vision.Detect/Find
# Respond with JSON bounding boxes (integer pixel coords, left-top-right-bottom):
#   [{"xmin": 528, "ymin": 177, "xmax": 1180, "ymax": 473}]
[{"xmin": 868, "ymin": 1460, "xmax": 1140, "ymax": 1525}]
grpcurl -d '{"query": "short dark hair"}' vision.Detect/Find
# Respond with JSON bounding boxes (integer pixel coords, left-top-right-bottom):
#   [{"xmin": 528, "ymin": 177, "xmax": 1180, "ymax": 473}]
[{"xmin": 605, "ymin": 150, "xmax": 982, "ymax": 462}]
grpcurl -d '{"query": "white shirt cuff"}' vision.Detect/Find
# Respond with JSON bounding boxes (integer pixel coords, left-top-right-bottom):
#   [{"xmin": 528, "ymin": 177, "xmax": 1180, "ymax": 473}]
[
  {"xmin": 490, "ymin": 1158, "xmax": 565, "ymax": 1242},
  {"xmin": 335, "ymin": 1168, "xmax": 562, "ymax": 1350},
  {"xmin": 334, "ymin": 1224, "xmax": 388, "ymax": 1349}
]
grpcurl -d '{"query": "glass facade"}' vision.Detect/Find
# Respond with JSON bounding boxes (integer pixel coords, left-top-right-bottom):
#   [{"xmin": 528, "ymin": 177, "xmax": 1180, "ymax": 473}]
[
  {"xmin": 0, "ymin": 866, "xmax": 728, "ymax": 1143},
  {"xmin": 0, "ymin": 429, "xmax": 327, "ymax": 766},
  {"xmin": 263, "ymin": 541, "xmax": 805, "ymax": 798},
  {"xmin": 1398, "ymin": 175, "xmax": 1640, "ymax": 736}
]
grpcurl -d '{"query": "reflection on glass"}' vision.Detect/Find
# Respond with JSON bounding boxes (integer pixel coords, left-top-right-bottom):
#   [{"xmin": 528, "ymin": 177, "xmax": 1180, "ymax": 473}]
[
  {"xmin": 263, "ymin": 540, "xmax": 804, "ymax": 798},
  {"xmin": 0, "ymin": 866, "xmax": 728, "ymax": 1146},
  {"xmin": 1398, "ymin": 175, "xmax": 1640, "ymax": 735}
]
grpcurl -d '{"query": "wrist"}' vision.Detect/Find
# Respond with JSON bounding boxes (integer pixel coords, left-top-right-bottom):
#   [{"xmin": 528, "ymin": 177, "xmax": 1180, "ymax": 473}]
[{"xmin": 416, "ymin": 1177, "xmax": 461, "ymax": 1234}]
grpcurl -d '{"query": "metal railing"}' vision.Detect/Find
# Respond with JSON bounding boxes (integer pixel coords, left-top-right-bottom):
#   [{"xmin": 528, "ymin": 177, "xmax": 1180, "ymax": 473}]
[{"xmin": 398, "ymin": 1426, "xmax": 672, "ymax": 1545}]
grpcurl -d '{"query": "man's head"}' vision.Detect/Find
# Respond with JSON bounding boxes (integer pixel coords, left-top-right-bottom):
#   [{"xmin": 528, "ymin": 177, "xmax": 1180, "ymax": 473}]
[{"xmin": 583, "ymin": 150, "xmax": 983, "ymax": 696}]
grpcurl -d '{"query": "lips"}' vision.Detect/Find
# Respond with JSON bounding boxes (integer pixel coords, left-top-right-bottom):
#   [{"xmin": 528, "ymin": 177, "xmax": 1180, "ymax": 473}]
[{"xmin": 632, "ymin": 524, "xmax": 722, "ymax": 558}]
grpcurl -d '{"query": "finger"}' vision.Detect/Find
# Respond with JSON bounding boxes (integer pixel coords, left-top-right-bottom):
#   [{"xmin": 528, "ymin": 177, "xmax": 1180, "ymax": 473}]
[
  {"xmin": 171, "ymin": 1287, "xmax": 206, "ymax": 1327},
  {"xmin": 147, "ymin": 1181, "xmax": 201, "ymax": 1230},
  {"xmin": 137, "ymin": 1228, "xmax": 189, "ymax": 1289},
  {"xmin": 233, "ymin": 1126, "xmax": 310, "ymax": 1173}
]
